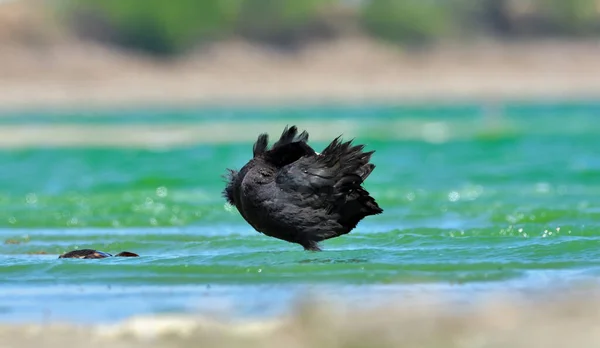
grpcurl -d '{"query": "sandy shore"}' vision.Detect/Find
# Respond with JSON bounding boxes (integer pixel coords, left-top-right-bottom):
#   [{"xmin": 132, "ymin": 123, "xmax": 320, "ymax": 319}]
[
  {"xmin": 3, "ymin": 37, "xmax": 600, "ymax": 111},
  {"xmin": 2, "ymin": 27, "xmax": 600, "ymax": 111},
  {"xmin": 3, "ymin": 289, "xmax": 600, "ymax": 348},
  {"xmin": 2, "ymin": 1, "xmax": 600, "ymax": 111}
]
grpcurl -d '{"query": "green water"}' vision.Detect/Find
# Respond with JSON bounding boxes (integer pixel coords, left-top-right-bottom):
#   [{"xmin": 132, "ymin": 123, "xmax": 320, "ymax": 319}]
[{"xmin": 1, "ymin": 102, "xmax": 599, "ymax": 323}]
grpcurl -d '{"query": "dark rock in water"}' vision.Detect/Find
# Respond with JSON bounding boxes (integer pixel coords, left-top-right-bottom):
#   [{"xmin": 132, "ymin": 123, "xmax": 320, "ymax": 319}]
[
  {"xmin": 223, "ymin": 125, "xmax": 383, "ymax": 251},
  {"xmin": 58, "ymin": 249, "xmax": 139, "ymax": 259}
]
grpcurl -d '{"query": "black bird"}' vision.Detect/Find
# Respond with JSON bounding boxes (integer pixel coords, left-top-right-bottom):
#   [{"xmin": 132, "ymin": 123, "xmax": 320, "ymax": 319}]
[
  {"xmin": 58, "ymin": 249, "xmax": 139, "ymax": 259},
  {"xmin": 223, "ymin": 125, "xmax": 382, "ymax": 251}
]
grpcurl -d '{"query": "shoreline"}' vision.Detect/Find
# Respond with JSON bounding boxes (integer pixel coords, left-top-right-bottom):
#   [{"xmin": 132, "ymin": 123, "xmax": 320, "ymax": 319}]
[
  {"xmin": 2, "ymin": 37, "xmax": 600, "ymax": 112},
  {"xmin": 3, "ymin": 289, "xmax": 600, "ymax": 347}
]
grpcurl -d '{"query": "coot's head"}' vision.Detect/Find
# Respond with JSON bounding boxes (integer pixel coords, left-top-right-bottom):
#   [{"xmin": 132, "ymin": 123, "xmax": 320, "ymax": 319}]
[{"xmin": 115, "ymin": 251, "xmax": 139, "ymax": 257}]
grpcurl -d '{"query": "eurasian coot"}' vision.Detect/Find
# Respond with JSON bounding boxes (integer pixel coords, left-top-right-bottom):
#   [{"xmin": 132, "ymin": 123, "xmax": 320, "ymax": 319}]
[
  {"xmin": 58, "ymin": 249, "xmax": 139, "ymax": 259},
  {"xmin": 223, "ymin": 125, "xmax": 382, "ymax": 251}
]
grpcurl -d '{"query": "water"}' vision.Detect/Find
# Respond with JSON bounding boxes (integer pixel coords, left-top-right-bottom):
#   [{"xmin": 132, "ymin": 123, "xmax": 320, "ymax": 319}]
[{"xmin": 1, "ymin": 102, "xmax": 599, "ymax": 324}]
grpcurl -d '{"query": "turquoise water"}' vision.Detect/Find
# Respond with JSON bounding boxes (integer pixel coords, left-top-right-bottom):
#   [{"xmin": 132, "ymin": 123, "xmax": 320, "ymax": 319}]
[{"xmin": 1, "ymin": 102, "xmax": 600, "ymax": 323}]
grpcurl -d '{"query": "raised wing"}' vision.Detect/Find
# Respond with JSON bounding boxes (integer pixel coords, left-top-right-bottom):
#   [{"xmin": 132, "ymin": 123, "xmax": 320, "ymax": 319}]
[{"xmin": 276, "ymin": 136, "xmax": 374, "ymax": 195}]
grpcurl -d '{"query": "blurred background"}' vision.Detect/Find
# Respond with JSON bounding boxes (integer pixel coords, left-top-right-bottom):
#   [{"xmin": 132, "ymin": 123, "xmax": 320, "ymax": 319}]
[
  {"xmin": 1, "ymin": 0, "xmax": 600, "ymax": 115},
  {"xmin": 0, "ymin": 0, "xmax": 599, "ymax": 146}
]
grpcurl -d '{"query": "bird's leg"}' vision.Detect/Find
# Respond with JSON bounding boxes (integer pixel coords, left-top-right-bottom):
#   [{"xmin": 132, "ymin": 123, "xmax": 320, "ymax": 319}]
[{"xmin": 303, "ymin": 241, "xmax": 322, "ymax": 252}]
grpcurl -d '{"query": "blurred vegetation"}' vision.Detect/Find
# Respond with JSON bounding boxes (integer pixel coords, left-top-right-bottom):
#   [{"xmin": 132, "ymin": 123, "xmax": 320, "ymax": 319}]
[
  {"xmin": 54, "ymin": 0, "xmax": 600, "ymax": 56},
  {"xmin": 234, "ymin": 0, "xmax": 339, "ymax": 49},
  {"xmin": 538, "ymin": 0, "xmax": 600, "ymax": 36},
  {"xmin": 60, "ymin": 0, "xmax": 239, "ymax": 55},
  {"xmin": 360, "ymin": 0, "xmax": 454, "ymax": 45}
]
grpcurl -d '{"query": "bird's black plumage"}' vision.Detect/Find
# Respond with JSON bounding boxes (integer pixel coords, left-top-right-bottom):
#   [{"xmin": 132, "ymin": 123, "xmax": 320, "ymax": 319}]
[
  {"xmin": 223, "ymin": 125, "xmax": 382, "ymax": 251},
  {"xmin": 58, "ymin": 249, "xmax": 139, "ymax": 259}
]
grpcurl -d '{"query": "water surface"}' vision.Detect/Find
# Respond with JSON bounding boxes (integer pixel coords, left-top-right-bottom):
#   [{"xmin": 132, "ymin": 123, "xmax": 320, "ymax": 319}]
[{"xmin": 1, "ymin": 102, "xmax": 599, "ymax": 323}]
